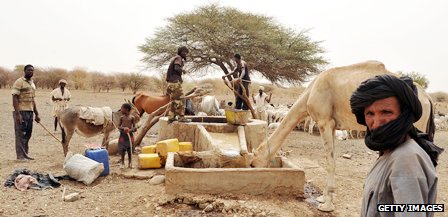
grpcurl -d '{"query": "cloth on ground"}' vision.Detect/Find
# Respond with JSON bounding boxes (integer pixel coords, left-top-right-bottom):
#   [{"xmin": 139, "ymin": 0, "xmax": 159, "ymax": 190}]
[
  {"xmin": 14, "ymin": 175, "xmax": 38, "ymax": 191},
  {"xmin": 4, "ymin": 168, "xmax": 67, "ymax": 191},
  {"xmin": 79, "ymin": 106, "xmax": 112, "ymax": 125}
]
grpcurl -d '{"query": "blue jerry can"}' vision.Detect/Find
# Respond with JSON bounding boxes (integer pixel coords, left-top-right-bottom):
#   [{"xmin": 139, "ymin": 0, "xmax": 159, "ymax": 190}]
[{"xmin": 85, "ymin": 148, "xmax": 110, "ymax": 176}]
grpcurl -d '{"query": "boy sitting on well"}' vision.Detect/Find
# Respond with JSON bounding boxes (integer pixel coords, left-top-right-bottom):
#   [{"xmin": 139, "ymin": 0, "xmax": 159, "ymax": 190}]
[{"xmin": 118, "ymin": 103, "xmax": 137, "ymax": 169}]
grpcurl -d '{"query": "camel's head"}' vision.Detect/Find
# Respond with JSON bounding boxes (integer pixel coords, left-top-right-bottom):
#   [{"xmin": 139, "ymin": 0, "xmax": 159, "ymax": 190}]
[{"xmin": 250, "ymin": 143, "xmax": 271, "ymax": 168}]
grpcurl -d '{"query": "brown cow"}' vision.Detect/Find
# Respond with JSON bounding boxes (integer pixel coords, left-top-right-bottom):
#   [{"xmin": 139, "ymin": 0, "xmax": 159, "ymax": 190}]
[{"xmin": 131, "ymin": 89, "xmax": 198, "ymax": 117}]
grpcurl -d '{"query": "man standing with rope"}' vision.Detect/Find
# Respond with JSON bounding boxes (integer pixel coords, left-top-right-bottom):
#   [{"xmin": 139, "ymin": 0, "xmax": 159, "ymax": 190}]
[
  {"xmin": 11, "ymin": 64, "xmax": 41, "ymax": 161},
  {"xmin": 222, "ymin": 53, "xmax": 251, "ymax": 110}
]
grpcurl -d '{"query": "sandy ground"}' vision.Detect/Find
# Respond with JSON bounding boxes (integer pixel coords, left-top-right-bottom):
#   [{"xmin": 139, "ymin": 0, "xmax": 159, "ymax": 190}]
[{"xmin": 0, "ymin": 89, "xmax": 446, "ymax": 217}]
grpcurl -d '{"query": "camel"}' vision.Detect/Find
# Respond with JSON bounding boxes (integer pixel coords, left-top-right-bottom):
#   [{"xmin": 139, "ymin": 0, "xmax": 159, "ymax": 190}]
[
  {"xmin": 251, "ymin": 61, "xmax": 434, "ymax": 212},
  {"xmin": 58, "ymin": 105, "xmax": 140, "ymax": 156}
]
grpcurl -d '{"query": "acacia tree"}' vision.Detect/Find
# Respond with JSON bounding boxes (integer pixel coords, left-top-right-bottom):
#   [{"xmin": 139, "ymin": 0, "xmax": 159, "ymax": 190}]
[
  {"xmin": 0, "ymin": 67, "xmax": 12, "ymax": 88},
  {"xmin": 46, "ymin": 68, "xmax": 69, "ymax": 89},
  {"xmin": 102, "ymin": 75, "xmax": 116, "ymax": 92},
  {"xmin": 115, "ymin": 73, "xmax": 131, "ymax": 92},
  {"xmin": 128, "ymin": 72, "xmax": 147, "ymax": 94},
  {"xmin": 90, "ymin": 72, "xmax": 105, "ymax": 92},
  {"xmin": 70, "ymin": 67, "xmax": 89, "ymax": 90},
  {"xmin": 139, "ymin": 4, "xmax": 327, "ymax": 84},
  {"xmin": 397, "ymin": 71, "xmax": 429, "ymax": 89}
]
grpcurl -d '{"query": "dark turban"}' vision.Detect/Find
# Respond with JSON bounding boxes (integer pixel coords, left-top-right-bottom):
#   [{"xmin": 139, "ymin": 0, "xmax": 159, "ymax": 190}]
[{"xmin": 350, "ymin": 74, "xmax": 443, "ymax": 167}]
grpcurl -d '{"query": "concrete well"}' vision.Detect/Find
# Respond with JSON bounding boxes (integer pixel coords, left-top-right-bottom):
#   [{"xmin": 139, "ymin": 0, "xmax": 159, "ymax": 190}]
[{"xmin": 159, "ymin": 116, "xmax": 305, "ymax": 196}]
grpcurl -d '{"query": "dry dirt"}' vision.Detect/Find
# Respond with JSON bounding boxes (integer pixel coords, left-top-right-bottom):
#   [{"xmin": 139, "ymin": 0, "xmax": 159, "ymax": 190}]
[{"xmin": 0, "ymin": 89, "xmax": 446, "ymax": 217}]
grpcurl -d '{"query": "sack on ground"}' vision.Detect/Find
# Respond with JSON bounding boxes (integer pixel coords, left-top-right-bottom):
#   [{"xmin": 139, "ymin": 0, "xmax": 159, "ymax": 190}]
[{"xmin": 63, "ymin": 152, "xmax": 104, "ymax": 185}]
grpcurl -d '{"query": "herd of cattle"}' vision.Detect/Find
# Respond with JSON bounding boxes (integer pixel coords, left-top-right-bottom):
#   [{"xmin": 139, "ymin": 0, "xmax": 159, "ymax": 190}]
[{"xmin": 189, "ymin": 95, "xmax": 363, "ymax": 140}]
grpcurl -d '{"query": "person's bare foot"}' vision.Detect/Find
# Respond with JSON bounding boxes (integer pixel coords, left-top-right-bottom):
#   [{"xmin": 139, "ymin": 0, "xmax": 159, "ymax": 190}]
[{"xmin": 120, "ymin": 163, "xmax": 125, "ymax": 169}]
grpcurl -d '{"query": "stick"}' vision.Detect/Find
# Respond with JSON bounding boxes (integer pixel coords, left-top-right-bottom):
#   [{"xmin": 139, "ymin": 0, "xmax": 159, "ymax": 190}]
[
  {"xmin": 38, "ymin": 122, "xmax": 62, "ymax": 143},
  {"xmin": 126, "ymin": 132, "xmax": 133, "ymax": 169},
  {"xmin": 223, "ymin": 79, "xmax": 258, "ymax": 119},
  {"xmin": 62, "ymin": 186, "xmax": 66, "ymax": 201}
]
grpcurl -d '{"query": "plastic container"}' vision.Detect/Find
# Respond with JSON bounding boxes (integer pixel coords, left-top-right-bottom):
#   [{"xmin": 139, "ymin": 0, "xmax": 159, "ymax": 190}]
[
  {"xmin": 179, "ymin": 142, "xmax": 193, "ymax": 152},
  {"xmin": 64, "ymin": 152, "xmax": 104, "ymax": 185},
  {"xmin": 85, "ymin": 148, "xmax": 110, "ymax": 176},
  {"xmin": 138, "ymin": 153, "xmax": 162, "ymax": 169},
  {"xmin": 142, "ymin": 145, "xmax": 156, "ymax": 154},
  {"xmin": 225, "ymin": 109, "xmax": 250, "ymax": 125},
  {"xmin": 156, "ymin": 138, "xmax": 180, "ymax": 157}
]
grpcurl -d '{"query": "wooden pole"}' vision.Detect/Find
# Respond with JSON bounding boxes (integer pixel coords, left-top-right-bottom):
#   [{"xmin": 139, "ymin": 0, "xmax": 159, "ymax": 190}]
[
  {"xmin": 223, "ymin": 79, "xmax": 258, "ymax": 119},
  {"xmin": 38, "ymin": 122, "xmax": 63, "ymax": 143}
]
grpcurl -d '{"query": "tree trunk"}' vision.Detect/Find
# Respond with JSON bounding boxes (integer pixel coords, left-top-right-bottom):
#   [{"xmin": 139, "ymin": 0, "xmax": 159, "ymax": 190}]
[
  {"xmin": 134, "ymin": 103, "xmax": 169, "ymax": 147},
  {"xmin": 216, "ymin": 61, "xmax": 233, "ymax": 81}
]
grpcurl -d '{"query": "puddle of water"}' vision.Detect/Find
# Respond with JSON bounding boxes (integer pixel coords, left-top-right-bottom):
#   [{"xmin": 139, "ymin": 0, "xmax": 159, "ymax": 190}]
[{"xmin": 208, "ymin": 132, "xmax": 240, "ymax": 151}]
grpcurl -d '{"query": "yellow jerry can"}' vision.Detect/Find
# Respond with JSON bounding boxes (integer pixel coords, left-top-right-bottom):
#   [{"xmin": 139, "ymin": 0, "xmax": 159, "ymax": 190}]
[
  {"xmin": 141, "ymin": 145, "xmax": 156, "ymax": 154},
  {"xmin": 156, "ymin": 138, "xmax": 179, "ymax": 157},
  {"xmin": 138, "ymin": 153, "xmax": 162, "ymax": 169},
  {"xmin": 179, "ymin": 142, "xmax": 193, "ymax": 152}
]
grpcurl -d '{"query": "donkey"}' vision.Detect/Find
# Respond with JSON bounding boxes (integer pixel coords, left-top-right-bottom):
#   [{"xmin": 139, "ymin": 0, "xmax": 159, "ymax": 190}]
[{"xmin": 58, "ymin": 105, "xmax": 140, "ymax": 156}]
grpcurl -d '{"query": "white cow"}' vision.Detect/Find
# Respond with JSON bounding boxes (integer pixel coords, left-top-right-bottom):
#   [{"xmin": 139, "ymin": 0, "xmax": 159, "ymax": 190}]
[
  {"xmin": 192, "ymin": 95, "xmax": 224, "ymax": 116},
  {"xmin": 304, "ymin": 116, "xmax": 316, "ymax": 134},
  {"xmin": 268, "ymin": 122, "xmax": 281, "ymax": 130},
  {"xmin": 267, "ymin": 105, "xmax": 289, "ymax": 124},
  {"xmin": 335, "ymin": 130, "xmax": 349, "ymax": 141},
  {"xmin": 434, "ymin": 115, "xmax": 448, "ymax": 130}
]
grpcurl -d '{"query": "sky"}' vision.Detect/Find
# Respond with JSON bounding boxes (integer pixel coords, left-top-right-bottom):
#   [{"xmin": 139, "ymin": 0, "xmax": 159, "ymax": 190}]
[{"xmin": 1, "ymin": 0, "xmax": 447, "ymax": 92}]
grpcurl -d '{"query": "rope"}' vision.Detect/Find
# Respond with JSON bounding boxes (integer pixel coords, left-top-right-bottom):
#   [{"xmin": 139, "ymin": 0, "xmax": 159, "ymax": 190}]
[
  {"xmin": 38, "ymin": 122, "xmax": 62, "ymax": 143},
  {"xmin": 127, "ymin": 133, "xmax": 133, "ymax": 167}
]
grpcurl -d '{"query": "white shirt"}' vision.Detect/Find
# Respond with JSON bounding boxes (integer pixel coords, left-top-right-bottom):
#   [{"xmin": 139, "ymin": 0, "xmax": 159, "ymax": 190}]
[
  {"xmin": 254, "ymin": 92, "xmax": 268, "ymax": 111},
  {"xmin": 50, "ymin": 87, "xmax": 71, "ymax": 116}
]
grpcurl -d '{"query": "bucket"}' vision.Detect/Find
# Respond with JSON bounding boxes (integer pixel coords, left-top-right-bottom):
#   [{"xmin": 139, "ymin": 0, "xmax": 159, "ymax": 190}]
[
  {"xmin": 225, "ymin": 109, "xmax": 250, "ymax": 125},
  {"xmin": 85, "ymin": 148, "xmax": 110, "ymax": 176}
]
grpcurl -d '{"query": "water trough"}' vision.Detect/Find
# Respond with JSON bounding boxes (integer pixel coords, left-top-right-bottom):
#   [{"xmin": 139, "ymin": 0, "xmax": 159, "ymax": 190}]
[{"xmin": 158, "ymin": 116, "xmax": 305, "ymax": 196}]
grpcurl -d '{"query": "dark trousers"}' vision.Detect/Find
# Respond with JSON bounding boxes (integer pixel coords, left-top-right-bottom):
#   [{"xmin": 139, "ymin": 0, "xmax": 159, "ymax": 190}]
[
  {"xmin": 235, "ymin": 82, "xmax": 250, "ymax": 110},
  {"xmin": 13, "ymin": 111, "xmax": 34, "ymax": 159}
]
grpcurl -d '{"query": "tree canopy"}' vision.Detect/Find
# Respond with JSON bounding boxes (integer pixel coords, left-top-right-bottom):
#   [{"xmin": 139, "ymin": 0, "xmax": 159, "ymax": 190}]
[{"xmin": 139, "ymin": 4, "xmax": 327, "ymax": 84}]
